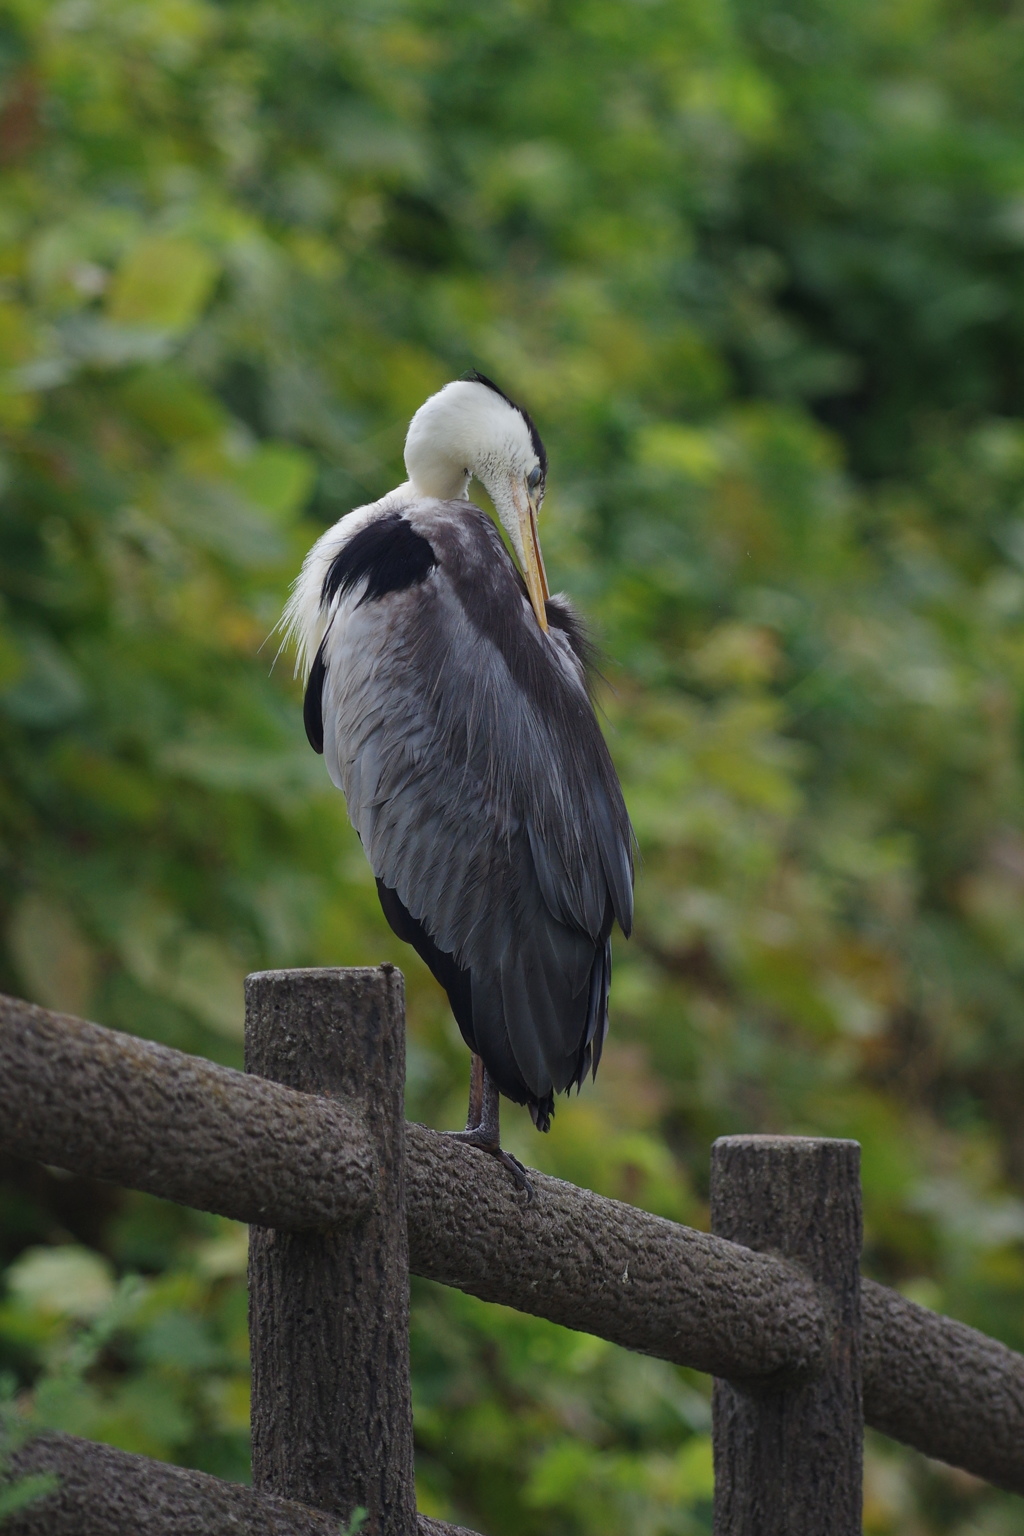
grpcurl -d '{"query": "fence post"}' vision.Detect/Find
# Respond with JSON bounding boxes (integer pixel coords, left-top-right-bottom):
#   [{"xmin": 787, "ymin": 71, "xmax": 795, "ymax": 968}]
[
  {"xmin": 710, "ymin": 1135, "xmax": 862, "ymax": 1536},
  {"xmin": 245, "ymin": 966, "xmax": 415, "ymax": 1536}
]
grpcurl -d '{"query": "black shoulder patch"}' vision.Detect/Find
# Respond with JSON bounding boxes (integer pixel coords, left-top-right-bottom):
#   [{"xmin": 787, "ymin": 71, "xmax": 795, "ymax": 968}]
[
  {"xmin": 322, "ymin": 512, "xmax": 436, "ymax": 609},
  {"xmin": 304, "ymin": 637, "xmax": 327, "ymax": 753},
  {"xmin": 465, "ymin": 370, "xmax": 548, "ymax": 477}
]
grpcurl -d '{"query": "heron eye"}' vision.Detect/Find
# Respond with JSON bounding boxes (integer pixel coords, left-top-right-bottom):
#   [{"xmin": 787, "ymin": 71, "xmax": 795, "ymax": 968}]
[{"xmin": 527, "ymin": 466, "xmax": 543, "ymax": 492}]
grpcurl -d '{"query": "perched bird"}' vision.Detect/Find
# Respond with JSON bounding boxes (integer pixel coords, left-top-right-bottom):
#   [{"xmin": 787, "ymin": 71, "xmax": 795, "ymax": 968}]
[{"xmin": 284, "ymin": 374, "xmax": 633, "ymax": 1194}]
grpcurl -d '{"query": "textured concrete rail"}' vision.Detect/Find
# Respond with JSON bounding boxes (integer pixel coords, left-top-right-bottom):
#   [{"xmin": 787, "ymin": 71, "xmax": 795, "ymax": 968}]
[
  {"xmin": 4, "ymin": 991, "xmax": 1024, "ymax": 1492},
  {"xmin": 2, "ymin": 1433, "xmax": 478, "ymax": 1536},
  {"xmin": 862, "ymin": 1280, "xmax": 1024, "ymax": 1493},
  {"xmin": 407, "ymin": 1124, "xmax": 1024, "ymax": 1494},
  {"xmin": 0, "ymin": 993, "xmax": 375, "ymax": 1230},
  {"xmin": 405, "ymin": 1121, "xmax": 830, "ymax": 1383}
]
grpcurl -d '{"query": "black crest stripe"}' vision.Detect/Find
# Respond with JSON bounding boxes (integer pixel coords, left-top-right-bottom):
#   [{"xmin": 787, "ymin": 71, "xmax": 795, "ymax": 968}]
[{"xmin": 465, "ymin": 370, "xmax": 547, "ymax": 476}]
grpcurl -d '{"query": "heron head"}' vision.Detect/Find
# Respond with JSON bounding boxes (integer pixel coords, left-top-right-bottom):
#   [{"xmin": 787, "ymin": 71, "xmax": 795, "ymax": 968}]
[{"xmin": 404, "ymin": 374, "xmax": 550, "ymax": 630}]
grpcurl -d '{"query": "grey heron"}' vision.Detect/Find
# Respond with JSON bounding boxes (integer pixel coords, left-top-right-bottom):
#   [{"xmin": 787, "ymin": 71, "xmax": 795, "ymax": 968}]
[{"xmin": 285, "ymin": 374, "xmax": 633, "ymax": 1194}]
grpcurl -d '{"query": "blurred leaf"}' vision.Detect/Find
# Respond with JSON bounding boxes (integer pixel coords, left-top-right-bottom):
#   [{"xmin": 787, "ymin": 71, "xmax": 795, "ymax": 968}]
[
  {"xmin": 107, "ymin": 237, "xmax": 219, "ymax": 333},
  {"xmin": 230, "ymin": 443, "xmax": 315, "ymax": 519},
  {"xmin": 116, "ymin": 901, "xmax": 245, "ymax": 1039},
  {"xmin": 7, "ymin": 894, "xmax": 96, "ymax": 1016},
  {"xmin": 6, "ymin": 1249, "xmax": 114, "ymax": 1322},
  {"xmin": 0, "ymin": 634, "xmax": 87, "ymax": 727},
  {"xmin": 0, "ymin": 1472, "xmax": 59, "ymax": 1520},
  {"xmin": 120, "ymin": 368, "xmax": 227, "ymax": 444}
]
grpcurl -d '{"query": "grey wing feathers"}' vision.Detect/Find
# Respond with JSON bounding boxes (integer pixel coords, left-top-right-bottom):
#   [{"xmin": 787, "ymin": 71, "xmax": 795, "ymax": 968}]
[{"xmin": 319, "ymin": 500, "xmax": 633, "ymax": 1104}]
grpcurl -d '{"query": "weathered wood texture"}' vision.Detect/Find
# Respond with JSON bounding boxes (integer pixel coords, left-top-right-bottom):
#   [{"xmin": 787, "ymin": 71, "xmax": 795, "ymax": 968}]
[
  {"xmin": 1, "ymin": 1433, "xmax": 478, "ymax": 1536},
  {"xmin": 0, "ymin": 992, "xmax": 374, "ymax": 1229},
  {"xmin": 4, "ymin": 988, "xmax": 1024, "ymax": 1490},
  {"xmin": 710, "ymin": 1136, "xmax": 863, "ymax": 1536},
  {"xmin": 246, "ymin": 968, "xmax": 416, "ymax": 1536}
]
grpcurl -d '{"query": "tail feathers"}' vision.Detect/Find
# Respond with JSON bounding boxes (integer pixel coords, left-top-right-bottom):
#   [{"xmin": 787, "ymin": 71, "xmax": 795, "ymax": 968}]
[
  {"xmin": 374, "ymin": 878, "xmax": 612, "ymax": 1135},
  {"xmin": 528, "ymin": 936, "xmax": 611, "ymax": 1130},
  {"xmin": 528, "ymin": 1093, "xmax": 556, "ymax": 1133},
  {"xmin": 582, "ymin": 937, "xmax": 612, "ymax": 1085}
]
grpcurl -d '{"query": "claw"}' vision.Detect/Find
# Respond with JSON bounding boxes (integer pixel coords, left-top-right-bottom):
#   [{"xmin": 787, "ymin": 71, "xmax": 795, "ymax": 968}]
[
  {"xmin": 448, "ymin": 1055, "xmax": 535, "ymax": 1200},
  {"xmin": 446, "ymin": 1127, "xmax": 535, "ymax": 1202}
]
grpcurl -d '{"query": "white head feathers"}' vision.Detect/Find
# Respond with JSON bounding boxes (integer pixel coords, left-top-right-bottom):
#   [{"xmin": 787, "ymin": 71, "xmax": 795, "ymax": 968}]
[{"xmin": 404, "ymin": 375, "xmax": 547, "ymax": 506}]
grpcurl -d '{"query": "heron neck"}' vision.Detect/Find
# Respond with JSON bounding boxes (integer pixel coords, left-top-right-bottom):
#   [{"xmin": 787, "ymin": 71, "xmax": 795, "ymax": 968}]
[{"xmin": 407, "ymin": 464, "xmax": 470, "ymax": 501}]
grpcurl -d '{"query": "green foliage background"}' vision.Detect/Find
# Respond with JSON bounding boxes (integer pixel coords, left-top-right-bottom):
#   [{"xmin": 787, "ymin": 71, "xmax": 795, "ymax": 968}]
[{"xmin": 2, "ymin": 0, "xmax": 1024, "ymax": 1529}]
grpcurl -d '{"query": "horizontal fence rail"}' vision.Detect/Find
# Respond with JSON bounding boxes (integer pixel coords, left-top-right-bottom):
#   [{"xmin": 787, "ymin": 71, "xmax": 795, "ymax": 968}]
[
  {"xmin": 2, "ymin": 988, "xmax": 1024, "ymax": 1496},
  {"xmin": 6, "ymin": 1433, "xmax": 477, "ymax": 1536},
  {"xmin": 0, "ymin": 991, "xmax": 375, "ymax": 1229},
  {"xmin": 411, "ymin": 1133, "xmax": 1024, "ymax": 1494},
  {"xmin": 406, "ymin": 1117, "xmax": 830, "ymax": 1382},
  {"xmin": 861, "ymin": 1281, "xmax": 1024, "ymax": 1489}
]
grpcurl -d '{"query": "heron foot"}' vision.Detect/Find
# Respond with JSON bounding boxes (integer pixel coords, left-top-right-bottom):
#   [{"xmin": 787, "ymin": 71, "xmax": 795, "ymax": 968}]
[{"xmin": 446, "ymin": 1128, "xmax": 535, "ymax": 1202}]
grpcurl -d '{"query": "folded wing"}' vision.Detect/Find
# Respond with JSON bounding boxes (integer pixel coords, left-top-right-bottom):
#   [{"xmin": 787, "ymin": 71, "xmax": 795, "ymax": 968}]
[{"xmin": 310, "ymin": 501, "xmax": 634, "ymax": 1118}]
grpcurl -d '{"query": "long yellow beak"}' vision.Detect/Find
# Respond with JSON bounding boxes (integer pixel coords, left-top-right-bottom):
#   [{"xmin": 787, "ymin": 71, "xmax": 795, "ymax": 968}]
[{"xmin": 518, "ymin": 490, "xmax": 549, "ymax": 632}]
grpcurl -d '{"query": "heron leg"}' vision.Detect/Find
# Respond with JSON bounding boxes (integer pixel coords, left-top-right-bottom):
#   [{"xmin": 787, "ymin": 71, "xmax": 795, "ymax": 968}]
[
  {"xmin": 465, "ymin": 1052, "xmax": 484, "ymax": 1132},
  {"xmin": 448, "ymin": 1064, "xmax": 534, "ymax": 1202}
]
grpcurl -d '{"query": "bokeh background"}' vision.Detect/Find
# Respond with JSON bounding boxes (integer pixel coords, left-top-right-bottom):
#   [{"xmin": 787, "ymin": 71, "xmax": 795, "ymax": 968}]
[{"xmin": 3, "ymin": 0, "xmax": 1024, "ymax": 1529}]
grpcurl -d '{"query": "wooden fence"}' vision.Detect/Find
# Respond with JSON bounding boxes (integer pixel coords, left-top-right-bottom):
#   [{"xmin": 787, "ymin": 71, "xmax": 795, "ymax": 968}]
[{"xmin": 1, "ymin": 967, "xmax": 1023, "ymax": 1535}]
